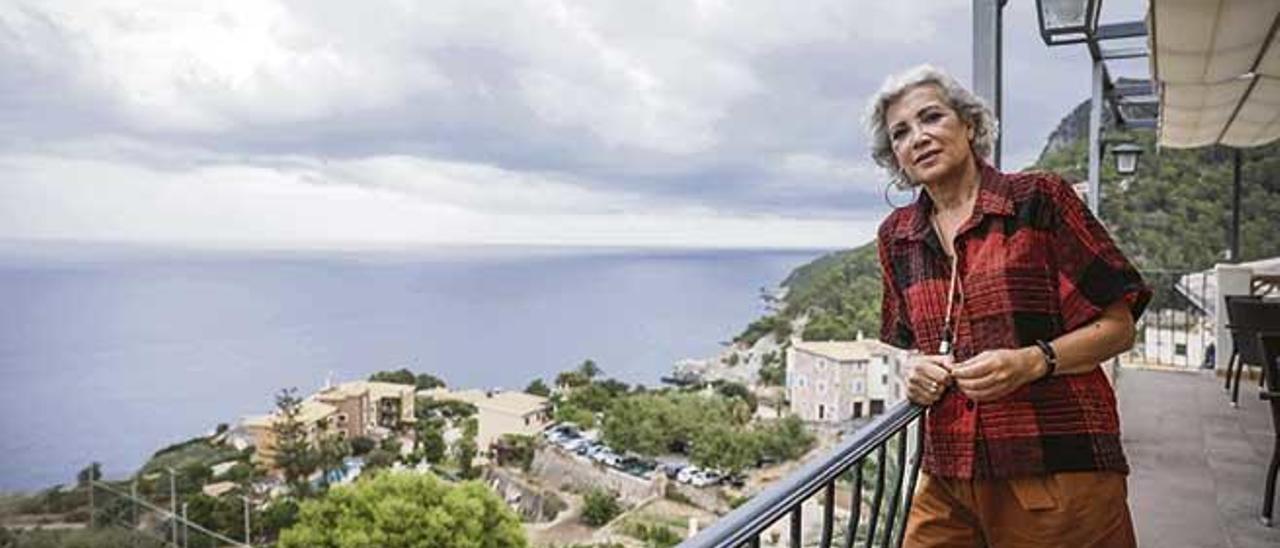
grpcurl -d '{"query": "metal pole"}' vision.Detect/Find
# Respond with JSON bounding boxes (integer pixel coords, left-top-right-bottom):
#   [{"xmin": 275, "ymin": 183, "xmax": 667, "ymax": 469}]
[
  {"xmin": 131, "ymin": 481, "xmax": 138, "ymax": 528},
  {"xmin": 1088, "ymin": 59, "xmax": 1104, "ymax": 214},
  {"xmin": 242, "ymin": 495, "xmax": 252, "ymax": 547},
  {"xmin": 182, "ymin": 502, "xmax": 189, "ymax": 548},
  {"xmin": 168, "ymin": 467, "xmax": 178, "ymax": 546},
  {"xmin": 1231, "ymin": 148, "xmax": 1242, "ymax": 262},
  {"xmin": 972, "ymin": 0, "xmax": 1005, "ymax": 168}
]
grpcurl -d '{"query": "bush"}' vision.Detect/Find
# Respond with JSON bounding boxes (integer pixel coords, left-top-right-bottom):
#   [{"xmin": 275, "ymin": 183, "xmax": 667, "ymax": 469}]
[
  {"xmin": 349, "ymin": 436, "xmax": 376, "ymax": 456},
  {"xmin": 278, "ymin": 473, "xmax": 526, "ymax": 548},
  {"xmin": 580, "ymin": 489, "xmax": 622, "ymax": 527},
  {"xmin": 625, "ymin": 523, "xmax": 682, "ymax": 547}
]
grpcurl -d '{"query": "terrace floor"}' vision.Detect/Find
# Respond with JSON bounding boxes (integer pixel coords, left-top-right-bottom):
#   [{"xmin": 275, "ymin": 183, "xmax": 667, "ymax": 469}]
[{"xmin": 1120, "ymin": 365, "xmax": 1280, "ymax": 548}]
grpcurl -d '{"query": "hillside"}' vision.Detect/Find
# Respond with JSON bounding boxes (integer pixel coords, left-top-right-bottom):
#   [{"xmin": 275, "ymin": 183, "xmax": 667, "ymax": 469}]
[{"xmin": 740, "ymin": 98, "xmax": 1280, "ymax": 347}]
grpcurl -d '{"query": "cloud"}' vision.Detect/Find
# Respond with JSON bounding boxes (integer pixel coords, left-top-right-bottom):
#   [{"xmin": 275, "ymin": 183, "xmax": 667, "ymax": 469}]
[
  {"xmin": 0, "ymin": 141, "xmax": 877, "ymax": 249},
  {"xmin": 0, "ymin": 0, "xmax": 1128, "ymax": 249}
]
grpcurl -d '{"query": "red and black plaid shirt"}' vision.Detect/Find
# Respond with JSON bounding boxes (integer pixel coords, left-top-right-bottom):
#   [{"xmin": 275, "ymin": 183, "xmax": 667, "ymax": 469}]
[{"xmin": 878, "ymin": 161, "xmax": 1151, "ymax": 479}]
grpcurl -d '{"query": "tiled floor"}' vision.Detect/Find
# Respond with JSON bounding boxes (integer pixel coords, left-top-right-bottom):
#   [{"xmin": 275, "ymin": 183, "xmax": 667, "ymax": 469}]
[{"xmin": 1120, "ymin": 366, "xmax": 1280, "ymax": 548}]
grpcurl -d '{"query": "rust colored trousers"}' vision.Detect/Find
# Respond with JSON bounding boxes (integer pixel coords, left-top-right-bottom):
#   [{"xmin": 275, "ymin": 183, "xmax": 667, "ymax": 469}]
[{"xmin": 902, "ymin": 471, "xmax": 1136, "ymax": 547}]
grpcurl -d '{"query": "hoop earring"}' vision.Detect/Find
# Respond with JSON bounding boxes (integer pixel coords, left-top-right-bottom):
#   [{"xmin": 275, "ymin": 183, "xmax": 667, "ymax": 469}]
[{"xmin": 883, "ymin": 179, "xmax": 918, "ymax": 209}]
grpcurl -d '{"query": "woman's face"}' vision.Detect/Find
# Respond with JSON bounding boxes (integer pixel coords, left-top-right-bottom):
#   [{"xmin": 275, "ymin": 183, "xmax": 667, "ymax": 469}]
[{"xmin": 885, "ymin": 84, "xmax": 975, "ymax": 186}]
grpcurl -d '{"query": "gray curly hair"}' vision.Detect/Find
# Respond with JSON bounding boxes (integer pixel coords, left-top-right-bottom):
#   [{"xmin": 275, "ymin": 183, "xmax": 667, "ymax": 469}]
[{"xmin": 864, "ymin": 64, "xmax": 999, "ymax": 189}]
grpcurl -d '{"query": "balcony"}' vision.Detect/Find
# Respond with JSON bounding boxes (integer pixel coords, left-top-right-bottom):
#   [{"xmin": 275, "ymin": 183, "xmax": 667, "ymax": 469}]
[
  {"xmin": 682, "ymin": 261, "xmax": 1280, "ymax": 546},
  {"xmin": 681, "ymin": 364, "xmax": 1280, "ymax": 547}
]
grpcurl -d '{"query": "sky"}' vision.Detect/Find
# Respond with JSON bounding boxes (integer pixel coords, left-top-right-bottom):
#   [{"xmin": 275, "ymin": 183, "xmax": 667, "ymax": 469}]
[{"xmin": 0, "ymin": 0, "xmax": 1150, "ymax": 250}]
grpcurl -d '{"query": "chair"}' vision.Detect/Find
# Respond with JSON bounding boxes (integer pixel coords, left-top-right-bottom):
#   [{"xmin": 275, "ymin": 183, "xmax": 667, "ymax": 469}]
[
  {"xmin": 1225, "ymin": 296, "xmax": 1272, "ymax": 406},
  {"xmin": 1259, "ymin": 329, "xmax": 1280, "ymax": 526}
]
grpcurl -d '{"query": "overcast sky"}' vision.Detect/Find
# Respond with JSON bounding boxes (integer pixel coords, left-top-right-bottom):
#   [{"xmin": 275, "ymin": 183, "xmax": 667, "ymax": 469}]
[{"xmin": 0, "ymin": 0, "xmax": 1149, "ymax": 250}]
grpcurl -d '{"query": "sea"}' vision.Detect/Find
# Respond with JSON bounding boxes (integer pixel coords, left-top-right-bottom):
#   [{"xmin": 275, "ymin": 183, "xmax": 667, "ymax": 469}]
[{"xmin": 0, "ymin": 243, "xmax": 829, "ymax": 493}]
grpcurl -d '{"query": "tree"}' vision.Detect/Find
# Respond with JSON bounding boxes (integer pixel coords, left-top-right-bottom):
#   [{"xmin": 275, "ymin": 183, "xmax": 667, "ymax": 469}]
[
  {"xmin": 350, "ymin": 436, "xmax": 376, "ymax": 457},
  {"xmin": 553, "ymin": 403, "xmax": 595, "ymax": 429},
  {"xmin": 758, "ymin": 362, "xmax": 786, "ymax": 386},
  {"xmin": 577, "ymin": 359, "xmax": 601, "ymax": 380},
  {"xmin": 691, "ymin": 428, "xmax": 759, "ymax": 475},
  {"xmin": 554, "ymin": 371, "xmax": 589, "ymax": 389},
  {"xmin": 524, "ymin": 379, "xmax": 551, "ymax": 397},
  {"xmin": 277, "ymin": 472, "xmax": 527, "ymax": 548},
  {"xmin": 76, "ymin": 462, "xmax": 102, "ymax": 486},
  {"xmin": 315, "ymin": 434, "xmax": 351, "ymax": 488},
  {"xmin": 415, "ymin": 373, "xmax": 446, "ymax": 391},
  {"xmin": 456, "ymin": 417, "xmax": 480, "ymax": 479},
  {"xmin": 580, "ymin": 489, "xmax": 622, "ymax": 527},
  {"xmin": 715, "ymin": 381, "xmax": 758, "ymax": 413},
  {"xmin": 364, "ymin": 449, "xmax": 396, "ymax": 470},
  {"xmin": 416, "ymin": 419, "xmax": 447, "ymax": 464},
  {"xmin": 272, "ymin": 388, "xmax": 318, "ymax": 496},
  {"xmin": 368, "ymin": 368, "xmax": 416, "ymax": 385}
]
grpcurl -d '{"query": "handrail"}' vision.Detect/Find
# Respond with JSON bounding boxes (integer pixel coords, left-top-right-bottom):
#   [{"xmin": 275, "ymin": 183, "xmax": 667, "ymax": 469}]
[{"xmin": 681, "ymin": 402, "xmax": 925, "ymax": 547}]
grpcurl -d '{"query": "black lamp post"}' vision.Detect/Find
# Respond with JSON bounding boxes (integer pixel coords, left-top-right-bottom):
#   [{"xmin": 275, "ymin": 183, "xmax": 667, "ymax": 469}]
[{"xmin": 1035, "ymin": 0, "xmax": 1101, "ymax": 46}]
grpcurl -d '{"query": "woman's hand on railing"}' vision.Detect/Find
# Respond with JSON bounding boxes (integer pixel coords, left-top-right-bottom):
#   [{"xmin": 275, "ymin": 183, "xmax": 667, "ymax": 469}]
[{"xmin": 905, "ymin": 353, "xmax": 953, "ymax": 406}]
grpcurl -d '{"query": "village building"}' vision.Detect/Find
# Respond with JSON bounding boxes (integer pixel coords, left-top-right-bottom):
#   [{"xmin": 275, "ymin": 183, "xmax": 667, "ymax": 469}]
[
  {"xmin": 785, "ymin": 336, "xmax": 906, "ymax": 423},
  {"xmin": 419, "ymin": 388, "xmax": 552, "ymax": 452}
]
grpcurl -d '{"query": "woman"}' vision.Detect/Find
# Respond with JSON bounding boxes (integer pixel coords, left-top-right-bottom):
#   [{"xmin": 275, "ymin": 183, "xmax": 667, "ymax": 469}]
[{"xmin": 868, "ymin": 65, "xmax": 1150, "ymax": 547}]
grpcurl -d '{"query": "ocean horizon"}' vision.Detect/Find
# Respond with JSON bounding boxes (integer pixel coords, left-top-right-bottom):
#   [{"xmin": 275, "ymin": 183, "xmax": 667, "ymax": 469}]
[{"xmin": 0, "ymin": 242, "xmax": 834, "ymax": 493}]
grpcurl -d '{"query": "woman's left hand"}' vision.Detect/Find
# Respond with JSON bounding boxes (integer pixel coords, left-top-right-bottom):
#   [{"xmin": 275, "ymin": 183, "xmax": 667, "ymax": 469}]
[{"xmin": 950, "ymin": 348, "xmax": 1046, "ymax": 402}]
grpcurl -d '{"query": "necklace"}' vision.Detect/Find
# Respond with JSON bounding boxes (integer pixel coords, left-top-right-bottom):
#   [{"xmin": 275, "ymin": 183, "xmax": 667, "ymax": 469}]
[{"xmin": 930, "ymin": 215, "xmax": 964, "ymax": 357}]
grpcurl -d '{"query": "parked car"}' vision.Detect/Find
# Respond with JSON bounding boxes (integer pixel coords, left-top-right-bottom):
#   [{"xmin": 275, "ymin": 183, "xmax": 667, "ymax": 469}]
[
  {"xmin": 690, "ymin": 469, "xmax": 723, "ymax": 487},
  {"xmin": 725, "ymin": 473, "xmax": 747, "ymax": 489},
  {"xmin": 577, "ymin": 441, "xmax": 604, "ymax": 457},
  {"xmin": 561, "ymin": 438, "xmax": 590, "ymax": 453},
  {"xmin": 592, "ymin": 449, "xmax": 622, "ymax": 467},
  {"xmin": 676, "ymin": 466, "xmax": 701, "ymax": 484},
  {"xmin": 660, "ymin": 462, "xmax": 686, "ymax": 480}
]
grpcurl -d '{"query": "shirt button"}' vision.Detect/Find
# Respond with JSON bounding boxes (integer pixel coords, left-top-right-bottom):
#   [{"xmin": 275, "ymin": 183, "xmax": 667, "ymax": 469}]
[{"xmin": 965, "ymin": 400, "xmax": 976, "ymax": 411}]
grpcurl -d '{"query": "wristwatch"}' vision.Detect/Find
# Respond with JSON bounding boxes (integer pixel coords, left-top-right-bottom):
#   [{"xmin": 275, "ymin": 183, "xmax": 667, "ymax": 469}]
[{"xmin": 1034, "ymin": 340, "xmax": 1057, "ymax": 380}]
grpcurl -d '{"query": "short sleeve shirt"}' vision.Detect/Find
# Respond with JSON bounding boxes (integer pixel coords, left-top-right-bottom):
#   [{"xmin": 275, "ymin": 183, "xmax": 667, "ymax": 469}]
[{"xmin": 877, "ymin": 161, "xmax": 1151, "ymax": 479}]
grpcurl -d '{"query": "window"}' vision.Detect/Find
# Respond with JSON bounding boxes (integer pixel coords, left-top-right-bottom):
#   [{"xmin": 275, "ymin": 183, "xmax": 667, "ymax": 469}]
[
  {"xmin": 818, "ymin": 381, "xmax": 827, "ymax": 393},
  {"xmin": 1175, "ymin": 343, "xmax": 1187, "ymax": 356},
  {"xmin": 853, "ymin": 380, "xmax": 864, "ymax": 393},
  {"xmin": 798, "ymin": 376, "xmax": 807, "ymax": 388},
  {"xmin": 870, "ymin": 399, "xmax": 885, "ymax": 415},
  {"xmin": 881, "ymin": 374, "xmax": 889, "ymax": 386},
  {"xmin": 852, "ymin": 401, "xmax": 863, "ymax": 418},
  {"xmin": 817, "ymin": 404, "xmax": 826, "ymax": 420}
]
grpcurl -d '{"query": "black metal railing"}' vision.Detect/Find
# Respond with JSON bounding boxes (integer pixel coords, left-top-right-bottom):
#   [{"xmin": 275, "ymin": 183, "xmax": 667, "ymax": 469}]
[{"xmin": 681, "ymin": 403, "xmax": 925, "ymax": 548}]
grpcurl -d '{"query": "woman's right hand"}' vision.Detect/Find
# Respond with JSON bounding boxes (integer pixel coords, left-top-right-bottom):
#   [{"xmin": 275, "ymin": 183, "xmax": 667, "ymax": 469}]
[{"xmin": 905, "ymin": 353, "xmax": 953, "ymax": 406}]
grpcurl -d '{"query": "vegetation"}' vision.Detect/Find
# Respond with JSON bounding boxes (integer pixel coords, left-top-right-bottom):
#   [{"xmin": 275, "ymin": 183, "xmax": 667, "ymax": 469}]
[
  {"xmin": 524, "ymin": 378, "xmax": 551, "ymax": 397},
  {"xmin": 368, "ymin": 368, "xmax": 446, "ymax": 391},
  {"xmin": 277, "ymin": 472, "xmax": 527, "ymax": 548},
  {"xmin": 271, "ymin": 388, "xmax": 318, "ymax": 496},
  {"xmin": 456, "ymin": 417, "xmax": 480, "ymax": 479},
  {"xmin": 415, "ymin": 418, "xmax": 448, "ymax": 464},
  {"xmin": 580, "ymin": 489, "xmax": 622, "ymax": 527},
  {"xmin": 493, "ymin": 434, "xmax": 537, "ymax": 472},
  {"xmin": 602, "ymin": 392, "xmax": 812, "ymax": 474},
  {"xmin": 1034, "ymin": 129, "xmax": 1280, "ymax": 271},
  {"xmin": 0, "ymin": 527, "xmax": 167, "ymax": 548}
]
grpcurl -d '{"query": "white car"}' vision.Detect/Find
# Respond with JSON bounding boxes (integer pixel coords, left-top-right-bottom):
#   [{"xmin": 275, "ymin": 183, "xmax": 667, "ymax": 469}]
[
  {"xmin": 561, "ymin": 438, "xmax": 590, "ymax": 452},
  {"xmin": 690, "ymin": 469, "xmax": 723, "ymax": 487},
  {"xmin": 676, "ymin": 466, "xmax": 701, "ymax": 484},
  {"xmin": 591, "ymin": 449, "xmax": 621, "ymax": 467}
]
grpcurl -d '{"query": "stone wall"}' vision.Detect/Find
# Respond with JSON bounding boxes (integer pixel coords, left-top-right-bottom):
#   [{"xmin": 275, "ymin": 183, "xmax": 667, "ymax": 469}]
[
  {"xmin": 529, "ymin": 447, "xmax": 662, "ymax": 505},
  {"xmin": 484, "ymin": 468, "xmax": 564, "ymax": 523}
]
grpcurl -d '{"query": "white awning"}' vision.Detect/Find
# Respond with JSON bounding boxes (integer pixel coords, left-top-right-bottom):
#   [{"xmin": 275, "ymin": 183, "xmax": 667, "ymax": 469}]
[{"xmin": 1152, "ymin": 0, "xmax": 1280, "ymax": 148}]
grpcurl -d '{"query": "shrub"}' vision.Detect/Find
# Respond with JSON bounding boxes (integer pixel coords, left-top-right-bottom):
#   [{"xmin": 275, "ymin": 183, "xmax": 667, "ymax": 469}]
[{"xmin": 580, "ymin": 489, "xmax": 622, "ymax": 527}]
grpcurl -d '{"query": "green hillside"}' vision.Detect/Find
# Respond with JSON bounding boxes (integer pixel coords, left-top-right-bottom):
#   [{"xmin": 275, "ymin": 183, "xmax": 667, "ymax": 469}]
[{"xmin": 741, "ymin": 99, "xmax": 1280, "ymax": 346}]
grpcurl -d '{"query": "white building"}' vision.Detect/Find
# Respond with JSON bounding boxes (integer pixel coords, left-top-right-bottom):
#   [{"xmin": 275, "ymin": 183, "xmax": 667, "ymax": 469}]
[{"xmin": 785, "ymin": 337, "xmax": 906, "ymax": 423}]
